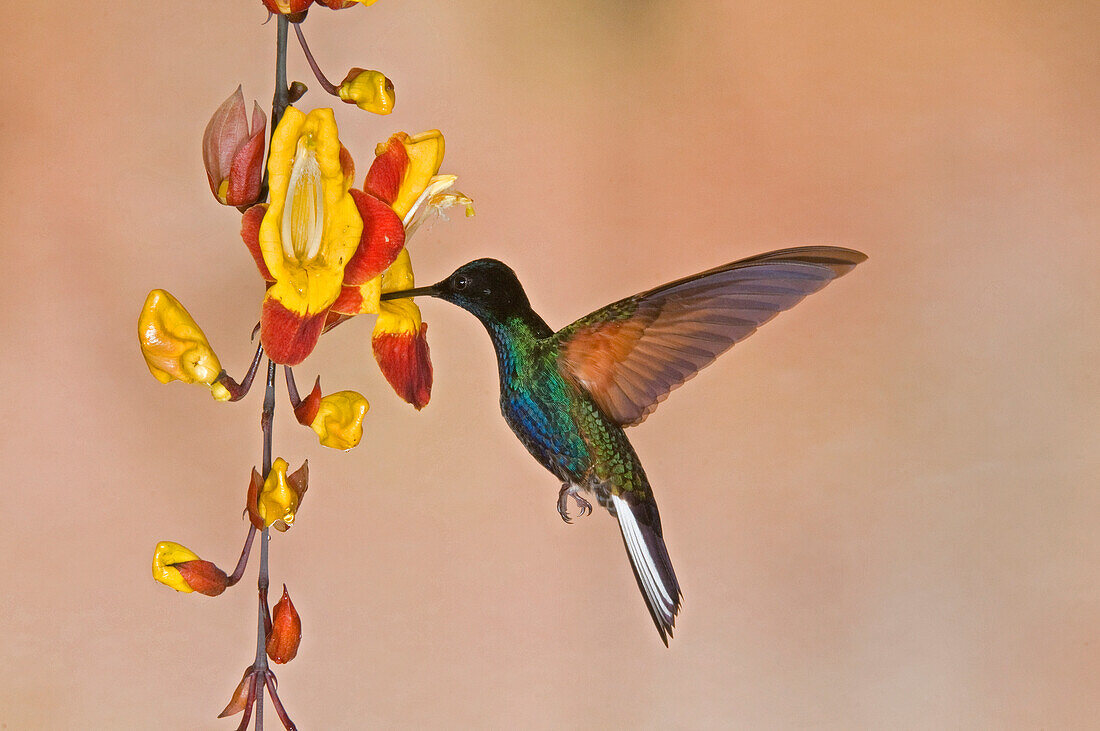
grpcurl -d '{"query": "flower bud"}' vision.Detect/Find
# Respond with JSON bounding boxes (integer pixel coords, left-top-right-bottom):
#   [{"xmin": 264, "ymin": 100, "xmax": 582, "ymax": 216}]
[
  {"xmin": 337, "ymin": 68, "xmax": 395, "ymax": 115},
  {"xmin": 252, "ymin": 459, "xmax": 309, "ymax": 532},
  {"xmin": 152, "ymin": 541, "xmax": 227, "ymax": 595},
  {"xmin": 138, "ymin": 290, "xmax": 230, "ymax": 401},
  {"xmin": 266, "ymin": 585, "xmax": 302, "ymax": 664},
  {"xmin": 202, "ymin": 87, "xmax": 266, "ymax": 207},
  {"xmin": 294, "ymin": 378, "xmax": 370, "ymax": 450}
]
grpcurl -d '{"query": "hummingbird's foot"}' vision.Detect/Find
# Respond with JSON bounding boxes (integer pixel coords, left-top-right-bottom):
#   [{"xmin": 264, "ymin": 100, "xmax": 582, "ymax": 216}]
[{"xmin": 557, "ymin": 484, "xmax": 593, "ymax": 524}]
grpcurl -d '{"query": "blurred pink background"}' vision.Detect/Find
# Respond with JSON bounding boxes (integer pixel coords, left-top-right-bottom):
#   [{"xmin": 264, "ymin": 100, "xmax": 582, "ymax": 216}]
[{"xmin": 2, "ymin": 0, "xmax": 1098, "ymax": 727}]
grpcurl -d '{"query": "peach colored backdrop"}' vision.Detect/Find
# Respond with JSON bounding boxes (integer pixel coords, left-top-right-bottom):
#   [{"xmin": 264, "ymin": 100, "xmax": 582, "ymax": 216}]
[{"xmin": 3, "ymin": 0, "xmax": 1098, "ymax": 727}]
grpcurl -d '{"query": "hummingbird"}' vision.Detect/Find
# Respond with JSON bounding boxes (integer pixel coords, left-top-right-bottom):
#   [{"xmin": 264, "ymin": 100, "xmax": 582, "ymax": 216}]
[{"xmin": 381, "ymin": 246, "xmax": 866, "ymax": 645}]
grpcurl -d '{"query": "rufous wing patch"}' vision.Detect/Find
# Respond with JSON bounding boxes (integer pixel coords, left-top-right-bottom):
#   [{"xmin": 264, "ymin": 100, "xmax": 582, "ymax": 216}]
[{"xmin": 557, "ymin": 247, "xmax": 867, "ymax": 426}]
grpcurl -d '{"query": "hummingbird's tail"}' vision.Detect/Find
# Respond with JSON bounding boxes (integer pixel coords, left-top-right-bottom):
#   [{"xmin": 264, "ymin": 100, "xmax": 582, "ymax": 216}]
[{"xmin": 611, "ymin": 492, "xmax": 682, "ymax": 646}]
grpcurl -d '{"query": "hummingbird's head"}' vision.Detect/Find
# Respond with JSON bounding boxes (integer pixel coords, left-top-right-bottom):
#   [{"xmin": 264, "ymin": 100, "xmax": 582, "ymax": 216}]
[{"xmin": 381, "ymin": 258, "xmax": 533, "ymax": 322}]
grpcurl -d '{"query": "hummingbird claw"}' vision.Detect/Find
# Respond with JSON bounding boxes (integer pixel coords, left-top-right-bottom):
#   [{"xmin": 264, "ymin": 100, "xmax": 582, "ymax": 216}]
[{"xmin": 557, "ymin": 484, "xmax": 593, "ymax": 524}]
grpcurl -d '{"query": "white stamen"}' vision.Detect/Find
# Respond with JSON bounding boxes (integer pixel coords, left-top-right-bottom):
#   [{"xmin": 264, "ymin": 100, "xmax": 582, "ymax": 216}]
[
  {"xmin": 402, "ymin": 174, "xmax": 473, "ymax": 241},
  {"xmin": 281, "ymin": 140, "xmax": 324, "ymax": 263}
]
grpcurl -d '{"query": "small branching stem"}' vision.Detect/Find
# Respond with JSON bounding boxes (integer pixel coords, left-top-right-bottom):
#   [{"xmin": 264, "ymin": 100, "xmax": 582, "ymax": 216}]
[
  {"xmin": 293, "ymin": 22, "xmax": 340, "ymax": 95},
  {"xmin": 226, "ymin": 525, "xmax": 258, "ymax": 587},
  {"xmin": 284, "ymin": 366, "xmax": 301, "ymax": 409},
  {"xmin": 216, "ymin": 343, "xmax": 265, "ymax": 401}
]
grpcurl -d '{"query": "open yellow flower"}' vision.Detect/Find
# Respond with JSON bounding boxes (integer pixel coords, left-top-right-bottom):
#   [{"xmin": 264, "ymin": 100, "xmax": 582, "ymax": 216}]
[
  {"xmin": 360, "ymin": 130, "xmax": 473, "ymax": 409},
  {"xmin": 138, "ymin": 289, "xmax": 231, "ymax": 401},
  {"xmin": 258, "ymin": 107, "xmax": 364, "ymax": 365}
]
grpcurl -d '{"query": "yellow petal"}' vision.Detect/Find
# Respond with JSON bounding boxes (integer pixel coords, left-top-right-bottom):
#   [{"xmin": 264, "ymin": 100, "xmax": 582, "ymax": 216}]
[
  {"xmin": 379, "ymin": 130, "xmax": 445, "ymax": 219},
  {"xmin": 138, "ymin": 289, "xmax": 225, "ymax": 400},
  {"xmin": 338, "ymin": 68, "xmax": 395, "ymax": 115},
  {"xmin": 152, "ymin": 541, "xmax": 201, "ymax": 593},
  {"xmin": 310, "ymin": 391, "xmax": 370, "ymax": 450},
  {"xmin": 257, "ymin": 458, "xmax": 299, "ymax": 530},
  {"xmin": 260, "ymin": 107, "xmax": 363, "ymax": 317},
  {"xmin": 376, "ymin": 249, "xmax": 422, "ymax": 333}
]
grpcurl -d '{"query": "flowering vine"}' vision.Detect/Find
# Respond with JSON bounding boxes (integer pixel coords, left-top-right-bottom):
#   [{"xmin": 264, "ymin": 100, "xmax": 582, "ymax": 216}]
[{"xmin": 139, "ymin": 3, "xmax": 472, "ymax": 727}]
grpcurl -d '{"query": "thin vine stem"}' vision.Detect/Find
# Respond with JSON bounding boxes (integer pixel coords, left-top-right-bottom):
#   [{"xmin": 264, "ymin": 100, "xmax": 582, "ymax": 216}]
[
  {"xmin": 254, "ymin": 358, "xmax": 276, "ymax": 730},
  {"xmin": 293, "ymin": 22, "xmax": 340, "ymax": 95},
  {"xmin": 250, "ymin": 17, "xmax": 289, "ymax": 729},
  {"xmin": 273, "ymin": 16, "xmax": 290, "ymax": 128}
]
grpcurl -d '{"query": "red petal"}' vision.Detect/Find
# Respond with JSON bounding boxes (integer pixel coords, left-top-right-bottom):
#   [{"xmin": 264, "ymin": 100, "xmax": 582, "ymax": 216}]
[
  {"xmin": 240, "ymin": 204, "xmax": 273, "ymax": 282},
  {"xmin": 225, "ymin": 125, "xmax": 265, "ymax": 207},
  {"xmin": 373, "ymin": 322, "xmax": 433, "ymax": 409},
  {"xmin": 340, "ymin": 144, "xmax": 355, "ymax": 185},
  {"xmin": 261, "ymin": 298, "xmax": 327, "ymax": 366},
  {"xmin": 363, "ymin": 135, "xmax": 409, "ymax": 206},
  {"xmin": 329, "ymin": 286, "xmax": 363, "ymax": 317},
  {"xmin": 344, "ymin": 190, "xmax": 406, "ymax": 285}
]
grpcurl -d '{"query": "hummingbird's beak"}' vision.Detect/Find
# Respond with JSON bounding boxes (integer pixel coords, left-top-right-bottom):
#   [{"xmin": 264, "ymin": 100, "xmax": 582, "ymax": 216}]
[{"xmin": 379, "ymin": 283, "xmax": 442, "ymax": 301}]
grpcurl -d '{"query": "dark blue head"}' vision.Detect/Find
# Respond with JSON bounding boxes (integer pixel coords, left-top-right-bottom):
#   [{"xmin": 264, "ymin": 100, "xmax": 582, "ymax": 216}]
[{"xmin": 380, "ymin": 258, "xmax": 536, "ymax": 324}]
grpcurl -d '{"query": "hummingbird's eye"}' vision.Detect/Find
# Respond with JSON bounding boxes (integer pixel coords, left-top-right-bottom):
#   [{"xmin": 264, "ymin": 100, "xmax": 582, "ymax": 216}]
[{"xmin": 454, "ymin": 275, "xmax": 469, "ymax": 290}]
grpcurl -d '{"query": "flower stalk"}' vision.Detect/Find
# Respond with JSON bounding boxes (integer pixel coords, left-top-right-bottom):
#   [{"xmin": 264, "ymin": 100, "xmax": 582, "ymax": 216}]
[
  {"xmin": 293, "ymin": 22, "xmax": 340, "ymax": 95},
  {"xmin": 143, "ymin": 3, "xmax": 473, "ymax": 726}
]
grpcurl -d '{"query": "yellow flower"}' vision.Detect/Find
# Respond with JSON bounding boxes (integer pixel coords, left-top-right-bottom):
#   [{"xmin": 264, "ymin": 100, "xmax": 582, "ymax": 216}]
[
  {"xmin": 152, "ymin": 541, "xmax": 227, "ymax": 595},
  {"xmin": 258, "ymin": 107, "xmax": 363, "ymax": 365},
  {"xmin": 310, "ymin": 391, "xmax": 370, "ymax": 450},
  {"xmin": 373, "ymin": 249, "xmax": 433, "ymax": 409},
  {"xmin": 338, "ymin": 68, "xmax": 395, "ymax": 114},
  {"xmin": 138, "ymin": 289, "xmax": 230, "ymax": 401},
  {"xmin": 254, "ymin": 458, "xmax": 309, "ymax": 532},
  {"xmin": 291, "ymin": 379, "xmax": 370, "ymax": 450},
  {"xmin": 357, "ymin": 129, "xmax": 474, "ymax": 409}
]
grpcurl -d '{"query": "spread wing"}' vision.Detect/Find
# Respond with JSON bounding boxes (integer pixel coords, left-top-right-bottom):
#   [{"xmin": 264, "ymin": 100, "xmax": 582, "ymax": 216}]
[{"xmin": 554, "ymin": 246, "xmax": 866, "ymax": 426}]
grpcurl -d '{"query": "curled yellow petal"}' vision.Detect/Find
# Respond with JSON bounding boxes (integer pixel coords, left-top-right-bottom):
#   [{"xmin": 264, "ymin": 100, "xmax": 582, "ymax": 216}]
[
  {"xmin": 257, "ymin": 458, "xmax": 300, "ymax": 531},
  {"xmin": 138, "ymin": 289, "xmax": 227, "ymax": 400},
  {"xmin": 310, "ymin": 390, "xmax": 370, "ymax": 450},
  {"xmin": 338, "ymin": 68, "xmax": 395, "ymax": 114},
  {"xmin": 152, "ymin": 541, "xmax": 201, "ymax": 593},
  {"xmin": 373, "ymin": 130, "xmax": 445, "ymax": 219}
]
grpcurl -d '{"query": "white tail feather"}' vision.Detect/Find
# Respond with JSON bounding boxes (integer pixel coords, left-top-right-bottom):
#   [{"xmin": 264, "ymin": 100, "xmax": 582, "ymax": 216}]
[{"xmin": 612, "ymin": 494, "xmax": 680, "ymax": 634}]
